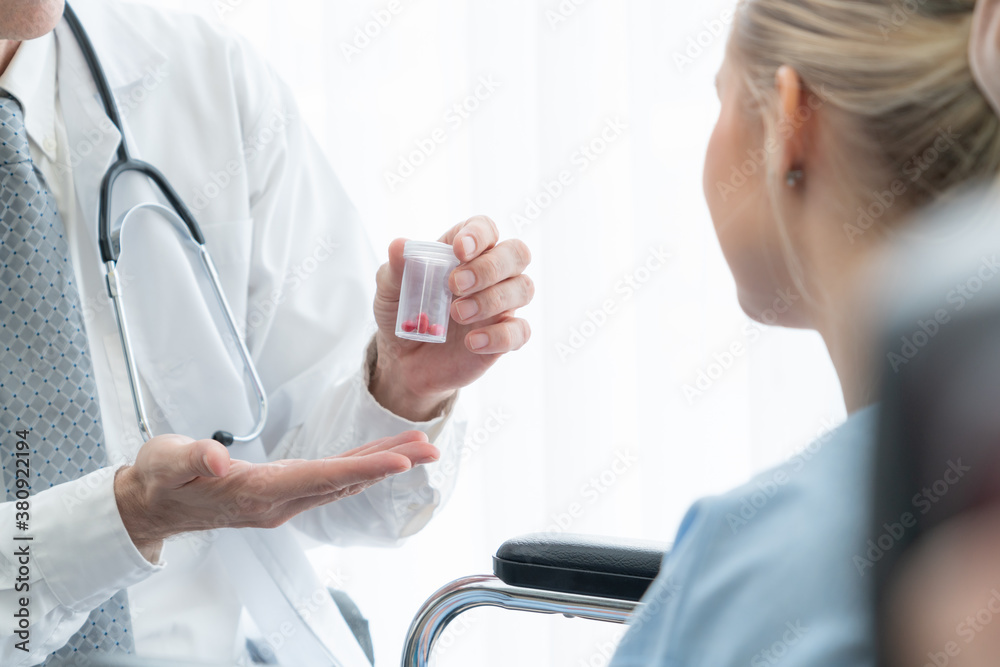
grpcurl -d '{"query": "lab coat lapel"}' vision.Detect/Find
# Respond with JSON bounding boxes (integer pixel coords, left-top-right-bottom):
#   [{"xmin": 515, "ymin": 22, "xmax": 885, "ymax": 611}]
[
  {"xmin": 53, "ymin": 19, "xmax": 120, "ymax": 263},
  {"xmin": 53, "ymin": 1, "xmax": 169, "ymax": 264},
  {"xmin": 52, "ymin": 9, "xmax": 251, "ymax": 440},
  {"xmin": 59, "ymin": 0, "xmax": 169, "ymax": 90}
]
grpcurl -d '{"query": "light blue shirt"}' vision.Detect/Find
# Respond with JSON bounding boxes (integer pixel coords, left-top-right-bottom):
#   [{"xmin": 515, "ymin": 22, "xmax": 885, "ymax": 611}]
[{"xmin": 610, "ymin": 407, "xmax": 878, "ymax": 667}]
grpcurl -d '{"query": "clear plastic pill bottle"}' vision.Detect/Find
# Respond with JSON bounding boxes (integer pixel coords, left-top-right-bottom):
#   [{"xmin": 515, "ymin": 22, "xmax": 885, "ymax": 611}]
[{"xmin": 395, "ymin": 241, "xmax": 461, "ymax": 343}]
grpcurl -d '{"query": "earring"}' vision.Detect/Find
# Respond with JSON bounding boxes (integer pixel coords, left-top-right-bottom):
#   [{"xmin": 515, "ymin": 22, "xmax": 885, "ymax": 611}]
[{"xmin": 786, "ymin": 169, "xmax": 804, "ymax": 187}]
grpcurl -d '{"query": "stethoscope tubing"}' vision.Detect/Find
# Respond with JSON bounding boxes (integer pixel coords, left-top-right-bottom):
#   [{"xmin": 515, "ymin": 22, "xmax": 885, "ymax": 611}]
[{"xmin": 63, "ymin": 2, "xmax": 268, "ymax": 447}]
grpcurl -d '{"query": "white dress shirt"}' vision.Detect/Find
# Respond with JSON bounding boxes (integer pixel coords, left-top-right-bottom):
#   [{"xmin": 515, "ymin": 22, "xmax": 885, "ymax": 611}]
[{"xmin": 0, "ymin": 4, "xmax": 464, "ymax": 664}]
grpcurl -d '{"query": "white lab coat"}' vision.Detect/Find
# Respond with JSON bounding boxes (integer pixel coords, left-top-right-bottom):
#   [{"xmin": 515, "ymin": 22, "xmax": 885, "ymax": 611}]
[{"xmin": 0, "ymin": 0, "xmax": 463, "ymax": 664}]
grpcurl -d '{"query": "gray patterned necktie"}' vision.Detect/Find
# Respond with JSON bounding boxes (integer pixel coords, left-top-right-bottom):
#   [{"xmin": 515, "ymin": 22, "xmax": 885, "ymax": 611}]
[{"xmin": 0, "ymin": 94, "xmax": 134, "ymax": 664}]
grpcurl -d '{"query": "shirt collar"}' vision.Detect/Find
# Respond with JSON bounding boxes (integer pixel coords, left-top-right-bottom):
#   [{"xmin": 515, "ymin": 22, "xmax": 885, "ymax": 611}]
[{"xmin": 0, "ymin": 32, "xmax": 57, "ymax": 162}]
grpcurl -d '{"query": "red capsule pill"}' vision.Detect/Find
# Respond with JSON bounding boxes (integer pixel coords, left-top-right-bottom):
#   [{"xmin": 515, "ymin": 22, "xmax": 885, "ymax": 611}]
[
  {"xmin": 401, "ymin": 320, "xmax": 417, "ymax": 333},
  {"xmin": 429, "ymin": 324, "xmax": 445, "ymax": 337},
  {"xmin": 417, "ymin": 312, "xmax": 430, "ymax": 334}
]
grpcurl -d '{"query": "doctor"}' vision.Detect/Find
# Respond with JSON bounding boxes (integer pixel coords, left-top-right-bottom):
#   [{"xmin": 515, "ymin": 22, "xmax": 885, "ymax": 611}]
[{"xmin": 0, "ymin": 0, "xmax": 533, "ymax": 666}]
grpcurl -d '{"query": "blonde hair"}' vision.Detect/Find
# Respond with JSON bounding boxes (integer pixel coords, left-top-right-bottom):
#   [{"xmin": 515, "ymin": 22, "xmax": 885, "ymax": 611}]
[{"xmin": 730, "ymin": 0, "xmax": 1000, "ymax": 292}]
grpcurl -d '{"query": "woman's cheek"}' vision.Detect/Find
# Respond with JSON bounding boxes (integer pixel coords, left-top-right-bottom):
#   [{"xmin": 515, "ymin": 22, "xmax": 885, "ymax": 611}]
[{"xmin": 704, "ymin": 114, "xmax": 737, "ymax": 229}]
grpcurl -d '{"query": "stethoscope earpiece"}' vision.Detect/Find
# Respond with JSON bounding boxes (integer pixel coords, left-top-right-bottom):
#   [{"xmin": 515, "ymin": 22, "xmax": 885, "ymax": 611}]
[{"xmin": 212, "ymin": 431, "xmax": 235, "ymax": 447}]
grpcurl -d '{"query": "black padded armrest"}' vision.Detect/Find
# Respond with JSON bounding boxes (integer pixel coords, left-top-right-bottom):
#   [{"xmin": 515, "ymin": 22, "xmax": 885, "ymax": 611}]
[{"xmin": 493, "ymin": 533, "xmax": 668, "ymax": 602}]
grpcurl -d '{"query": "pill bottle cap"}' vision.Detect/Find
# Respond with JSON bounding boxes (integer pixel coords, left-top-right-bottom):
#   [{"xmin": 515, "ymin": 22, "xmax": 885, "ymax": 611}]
[{"xmin": 403, "ymin": 240, "xmax": 459, "ymax": 265}]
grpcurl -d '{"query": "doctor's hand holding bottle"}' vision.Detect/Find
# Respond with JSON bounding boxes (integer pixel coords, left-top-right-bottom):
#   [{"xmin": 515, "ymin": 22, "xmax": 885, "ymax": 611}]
[{"xmin": 370, "ymin": 215, "xmax": 534, "ymax": 422}]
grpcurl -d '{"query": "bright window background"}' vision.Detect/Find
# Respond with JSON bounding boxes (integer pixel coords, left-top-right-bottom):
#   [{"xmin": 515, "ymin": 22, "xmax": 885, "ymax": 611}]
[{"xmin": 135, "ymin": 1, "xmax": 846, "ymax": 665}]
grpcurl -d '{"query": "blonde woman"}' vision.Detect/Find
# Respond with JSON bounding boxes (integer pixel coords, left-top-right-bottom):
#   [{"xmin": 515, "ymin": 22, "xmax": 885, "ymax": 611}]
[{"xmin": 608, "ymin": 0, "xmax": 1000, "ymax": 664}]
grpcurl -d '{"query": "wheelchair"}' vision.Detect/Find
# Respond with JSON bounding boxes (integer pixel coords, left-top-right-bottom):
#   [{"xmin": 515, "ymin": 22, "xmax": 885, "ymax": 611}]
[{"xmin": 399, "ymin": 533, "xmax": 668, "ymax": 666}]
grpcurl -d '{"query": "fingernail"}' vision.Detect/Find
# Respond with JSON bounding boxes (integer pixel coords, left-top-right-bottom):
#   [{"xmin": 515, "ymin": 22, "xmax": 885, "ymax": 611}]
[
  {"xmin": 455, "ymin": 300, "xmax": 479, "ymax": 321},
  {"xmin": 468, "ymin": 333, "xmax": 490, "ymax": 350},
  {"xmin": 455, "ymin": 270, "xmax": 475, "ymax": 292},
  {"xmin": 461, "ymin": 236, "xmax": 476, "ymax": 257}
]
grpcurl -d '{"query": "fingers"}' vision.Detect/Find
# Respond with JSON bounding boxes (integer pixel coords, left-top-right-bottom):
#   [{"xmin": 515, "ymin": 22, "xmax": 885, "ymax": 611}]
[
  {"xmin": 450, "ymin": 238, "xmax": 532, "ymax": 298},
  {"xmin": 464, "ymin": 315, "xmax": 532, "ymax": 354},
  {"xmin": 332, "ymin": 430, "xmax": 429, "ymax": 459},
  {"xmin": 381, "ymin": 437, "xmax": 440, "ymax": 466},
  {"xmin": 315, "ymin": 439, "xmax": 438, "ymax": 491},
  {"xmin": 266, "ymin": 433, "xmax": 440, "ymax": 499},
  {"xmin": 452, "ymin": 274, "xmax": 535, "ymax": 325},
  {"xmin": 317, "ymin": 450, "xmax": 416, "ymax": 488},
  {"xmin": 222, "ymin": 452, "xmax": 416, "ymax": 530},
  {"xmin": 443, "ymin": 215, "xmax": 500, "ymax": 263},
  {"xmin": 279, "ymin": 477, "xmax": 389, "ymax": 519},
  {"xmin": 267, "ymin": 452, "xmax": 410, "ymax": 499},
  {"xmin": 335, "ymin": 435, "xmax": 395, "ymax": 458},
  {"xmin": 336, "ymin": 435, "xmax": 439, "ymax": 470}
]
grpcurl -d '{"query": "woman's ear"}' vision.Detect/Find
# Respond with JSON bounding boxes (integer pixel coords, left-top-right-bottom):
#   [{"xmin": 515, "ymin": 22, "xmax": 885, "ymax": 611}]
[{"xmin": 774, "ymin": 65, "xmax": 809, "ymax": 179}]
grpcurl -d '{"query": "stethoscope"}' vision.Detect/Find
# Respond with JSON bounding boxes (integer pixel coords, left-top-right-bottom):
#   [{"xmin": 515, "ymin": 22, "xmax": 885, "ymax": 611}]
[{"xmin": 64, "ymin": 4, "xmax": 268, "ymax": 447}]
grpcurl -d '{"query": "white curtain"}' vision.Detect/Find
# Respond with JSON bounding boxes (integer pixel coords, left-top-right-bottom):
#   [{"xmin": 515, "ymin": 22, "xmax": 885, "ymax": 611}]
[{"xmin": 133, "ymin": 1, "xmax": 846, "ymax": 664}]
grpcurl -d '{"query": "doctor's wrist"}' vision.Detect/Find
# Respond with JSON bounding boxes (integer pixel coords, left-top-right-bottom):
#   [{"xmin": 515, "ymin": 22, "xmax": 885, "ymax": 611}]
[
  {"xmin": 114, "ymin": 465, "xmax": 166, "ymax": 563},
  {"xmin": 369, "ymin": 362, "xmax": 454, "ymax": 422},
  {"xmin": 369, "ymin": 335, "xmax": 454, "ymax": 422}
]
